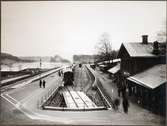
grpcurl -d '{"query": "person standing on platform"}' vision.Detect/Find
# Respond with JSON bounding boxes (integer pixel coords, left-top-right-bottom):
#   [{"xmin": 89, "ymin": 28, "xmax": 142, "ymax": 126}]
[
  {"xmin": 122, "ymin": 97, "xmax": 129, "ymax": 113},
  {"xmin": 43, "ymin": 80, "xmax": 46, "ymax": 88},
  {"xmin": 58, "ymin": 70, "xmax": 61, "ymax": 77},
  {"xmin": 39, "ymin": 80, "xmax": 42, "ymax": 88},
  {"xmin": 122, "ymin": 83, "xmax": 126, "ymax": 98}
]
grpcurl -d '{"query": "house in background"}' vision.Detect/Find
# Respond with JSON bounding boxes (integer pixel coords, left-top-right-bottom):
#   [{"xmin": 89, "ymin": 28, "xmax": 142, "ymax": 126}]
[{"xmin": 117, "ymin": 35, "xmax": 166, "ymax": 116}]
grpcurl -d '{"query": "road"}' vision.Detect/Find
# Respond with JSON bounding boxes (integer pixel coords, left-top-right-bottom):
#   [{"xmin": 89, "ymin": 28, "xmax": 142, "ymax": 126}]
[{"xmin": 0, "ymin": 65, "xmax": 165, "ymax": 125}]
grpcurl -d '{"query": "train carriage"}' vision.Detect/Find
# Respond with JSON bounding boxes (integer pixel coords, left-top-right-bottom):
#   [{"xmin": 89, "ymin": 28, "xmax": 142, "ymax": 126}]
[{"xmin": 63, "ymin": 68, "xmax": 74, "ymax": 86}]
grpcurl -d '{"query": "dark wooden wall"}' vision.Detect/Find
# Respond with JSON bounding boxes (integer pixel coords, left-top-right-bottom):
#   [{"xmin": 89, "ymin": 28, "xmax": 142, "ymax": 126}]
[{"xmin": 121, "ymin": 57, "xmax": 162, "ymax": 75}]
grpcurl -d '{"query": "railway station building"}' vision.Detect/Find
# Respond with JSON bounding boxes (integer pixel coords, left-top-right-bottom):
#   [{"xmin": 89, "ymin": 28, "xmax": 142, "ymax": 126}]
[{"xmin": 117, "ymin": 35, "xmax": 166, "ymax": 115}]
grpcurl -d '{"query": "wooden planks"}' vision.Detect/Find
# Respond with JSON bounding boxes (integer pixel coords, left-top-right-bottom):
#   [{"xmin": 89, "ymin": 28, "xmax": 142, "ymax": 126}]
[{"xmin": 63, "ymin": 86, "xmax": 97, "ymax": 109}]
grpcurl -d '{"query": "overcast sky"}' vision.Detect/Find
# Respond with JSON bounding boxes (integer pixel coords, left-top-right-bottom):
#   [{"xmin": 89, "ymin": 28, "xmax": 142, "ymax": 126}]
[{"xmin": 1, "ymin": 1, "xmax": 166, "ymax": 61}]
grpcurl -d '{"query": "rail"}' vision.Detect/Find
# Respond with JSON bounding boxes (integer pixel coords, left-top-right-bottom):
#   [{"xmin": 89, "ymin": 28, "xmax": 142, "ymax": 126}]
[
  {"xmin": 65, "ymin": 87, "xmax": 79, "ymax": 108},
  {"xmin": 83, "ymin": 66, "xmax": 95, "ymax": 92},
  {"xmin": 1, "ymin": 74, "xmax": 32, "ymax": 87},
  {"xmin": 43, "ymin": 106, "xmax": 106, "ymax": 111},
  {"xmin": 85, "ymin": 64, "xmax": 115, "ymax": 109},
  {"xmin": 75, "ymin": 91, "xmax": 89, "ymax": 108}
]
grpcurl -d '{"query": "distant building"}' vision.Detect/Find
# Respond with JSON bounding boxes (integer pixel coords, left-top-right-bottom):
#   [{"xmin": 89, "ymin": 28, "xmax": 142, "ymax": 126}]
[
  {"xmin": 117, "ymin": 35, "xmax": 166, "ymax": 115},
  {"xmin": 73, "ymin": 55, "xmax": 96, "ymax": 64},
  {"xmin": 98, "ymin": 59, "xmax": 120, "ymax": 73}
]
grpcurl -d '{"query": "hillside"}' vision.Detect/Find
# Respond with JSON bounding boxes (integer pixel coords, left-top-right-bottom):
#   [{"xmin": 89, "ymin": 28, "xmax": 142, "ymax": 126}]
[
  {"xmin": 1, "ymin": 52, "xmax": 71, "ymax": 65},
  {"xmin": 1, "ymin": 52, "xmax": 34, "ymax": 65},
  {"xmin": 1, "ymin": 53, "xmax": 20, "ymax": 65}
]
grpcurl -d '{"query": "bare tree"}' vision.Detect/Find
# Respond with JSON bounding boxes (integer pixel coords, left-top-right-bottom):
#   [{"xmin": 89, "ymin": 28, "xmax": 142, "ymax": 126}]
[{"xmin": 95, "ymin": 32, "xmax": 112, "ymax": 63}]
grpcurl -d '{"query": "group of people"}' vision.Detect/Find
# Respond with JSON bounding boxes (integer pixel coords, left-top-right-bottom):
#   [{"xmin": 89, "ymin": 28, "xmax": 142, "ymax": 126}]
[
  {"xmin": 58, "ymin": 70, "xmax": 63, "ymax": 77},
  {"xmin": 116, "ymin": 77, "xmax": 129, "ymax": 114},
  {"xmin": 39, "ymin": 79, "xmax": 46, "ymax": 88}
]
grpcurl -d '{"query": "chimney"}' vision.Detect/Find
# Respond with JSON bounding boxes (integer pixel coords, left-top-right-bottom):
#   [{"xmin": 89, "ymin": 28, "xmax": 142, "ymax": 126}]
[
  {"xmin": 142, "ymin": 35, "xmax": 148, "ymax": 44},
  {"xmin": 152, "ymin": 41, "xmax": 159, "ymax": 55}
]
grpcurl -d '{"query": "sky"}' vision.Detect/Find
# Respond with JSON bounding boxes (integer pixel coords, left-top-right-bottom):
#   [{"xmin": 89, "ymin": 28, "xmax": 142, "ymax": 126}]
[{"xmin": 1, "ymin": 1, "xmax": 166, "ymax": 61}]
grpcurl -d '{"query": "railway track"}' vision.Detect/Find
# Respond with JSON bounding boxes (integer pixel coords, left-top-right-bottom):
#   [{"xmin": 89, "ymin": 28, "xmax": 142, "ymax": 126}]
[
  {"xmin": 63, "ymin": 86, "xmax": 97, "ymax": 109},
  {"xmin": 1, "ymin": 67, "xmax": 62, "ymax": 92},
  {"xmin": 85, "ymin": 64, "xmax": 114, "ymax": 109}
]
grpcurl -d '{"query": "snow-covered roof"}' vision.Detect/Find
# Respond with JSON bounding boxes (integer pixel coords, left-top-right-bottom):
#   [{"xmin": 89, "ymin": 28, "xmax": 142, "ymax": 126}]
[
  {"xmin": 98, "ymin": 58, "xmax": 121, "ymax": 65},
  {"xmin": 119, "ymin": 42, "xmax": 158, "ymax": 57},
  {"xmin": 127, "ymin": 64, "xmax": 166, "ymax": 89},
  {"xmin": 99, "ymin": 64, "xmax": 107, "ymax": 67},
  {"xmin": 108, "ymin": 63, "xmax": 120, "ymax": 74},
  {"xmin": 103, "ymin": 59, "xmax": 121, "ymax": 63}
]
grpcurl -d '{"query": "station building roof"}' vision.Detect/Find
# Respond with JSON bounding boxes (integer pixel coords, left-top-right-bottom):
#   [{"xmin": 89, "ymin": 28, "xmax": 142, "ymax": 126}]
[
  {"xmin": 127, "ymin": 64, "xmax": 166, "ymax": 89},
  {"xmin": 98, "ymin": 58, "xmax": 121, "ymax": 65},
  {"xmin": 98, "ymin": 64, "xmax": 107, "ymax": 67},
  {"xmin": 108, "ymin": 63, "xmax": 120, "ymax": 74},
  {"xmin": 117, "ymin": 43, "xmax": 161, "ymax": 58}
]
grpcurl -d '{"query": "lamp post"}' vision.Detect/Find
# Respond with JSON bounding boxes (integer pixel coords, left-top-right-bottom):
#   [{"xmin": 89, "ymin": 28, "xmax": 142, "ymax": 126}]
[
  {"xmin": 39, "ymin": 58, "xmax": 42, "ymax": 78},
  {"xmin": 40, "ymin": 58, "xmax": 42, "ymax": 69}
]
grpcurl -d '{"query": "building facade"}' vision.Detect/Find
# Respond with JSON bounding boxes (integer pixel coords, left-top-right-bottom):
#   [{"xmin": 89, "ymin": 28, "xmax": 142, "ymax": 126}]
[{"xmin": 117, "ymin": 35, "xmax": 166, "ymax": 115}]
